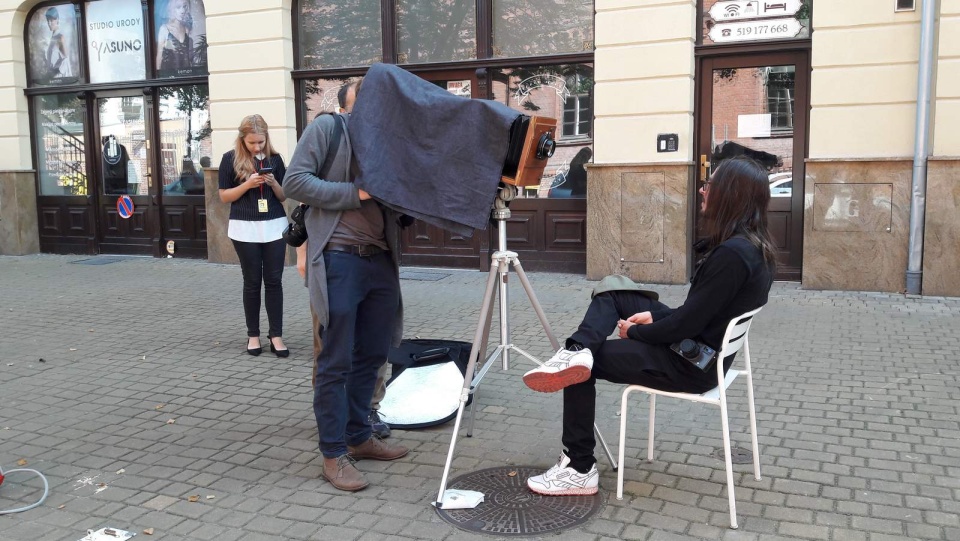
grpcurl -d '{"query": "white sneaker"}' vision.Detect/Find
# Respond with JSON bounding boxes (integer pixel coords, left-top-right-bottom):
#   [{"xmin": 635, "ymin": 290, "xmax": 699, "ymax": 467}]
[
  {"xmin": 522, "ymin": 347, "xmax": 593, "ymax": 393},
  {"xmin": 527, "ymin": 452, "xmax": 599, "ymax": 496}
]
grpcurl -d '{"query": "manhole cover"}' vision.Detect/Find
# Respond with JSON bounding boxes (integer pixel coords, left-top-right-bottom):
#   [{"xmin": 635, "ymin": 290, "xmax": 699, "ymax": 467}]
[
  {"xmin": 400, "ymin": 270, "xmax": 451, "ymax": 281},
  {"xmin": 435, "ymin": 466, "xmax": 603, "ymax": 536},
  {"xmin": 71, "ymin": 256, "xmax": 132, "ymax": 265},
  {"xmin": 715, "ymin": 447, "xmax": 753, "ymax": 464}
]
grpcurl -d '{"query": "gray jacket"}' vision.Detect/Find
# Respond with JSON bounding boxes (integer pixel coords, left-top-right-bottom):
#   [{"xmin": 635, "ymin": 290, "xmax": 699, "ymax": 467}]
[{"xmin": 283, "ymin": 114, "xmax": 404, "ymax": 345}]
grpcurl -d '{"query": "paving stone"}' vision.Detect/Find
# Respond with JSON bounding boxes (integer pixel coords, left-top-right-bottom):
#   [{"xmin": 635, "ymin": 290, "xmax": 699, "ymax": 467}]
[{"xmin": 1, "ymin": 256, "xmax": 959, "ymax": 541}]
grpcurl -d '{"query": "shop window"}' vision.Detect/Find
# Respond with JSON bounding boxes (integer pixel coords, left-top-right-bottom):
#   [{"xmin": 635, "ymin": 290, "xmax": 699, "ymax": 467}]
[
  {"xmin": 34, "ymin": 94, "xmax": 88, "ymax": 196},
  {"xmin": 491, "ymin": 64, "xmax": 593, "ymax": 199},
  {"xmin": 298, "ymin": 0, "xmax": 383, "ymax": 69},
  {"xmin": 84, "ymin": 0, "xmax": 146, "ymax": 83},
  {"xmin": 27, "ymin": 4, "xmax": 82, "ymax": 86},
  {"xmin": 396, "ymin": 0, "xmax": 476, "ymax": 64},
  {"xmin": 154, "ymin": 0, "xmax": 209, "ymax": 78},
  {"xmin": 701, "ymin": 0, "xmax": 811, "ymax": 46},
  {"xmin": 492, "ymin": 0, "xmax": 594, "ymax": 57},
  {"xmin": 158, "ymin": 85, "xmax": 211, "ymax": 194}
]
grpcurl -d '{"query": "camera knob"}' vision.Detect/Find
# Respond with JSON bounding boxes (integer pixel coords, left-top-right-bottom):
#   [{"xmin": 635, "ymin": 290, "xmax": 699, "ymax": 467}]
[{"xmin": 678, "ymin": 339, "xmax": 700, "ymax": 360}]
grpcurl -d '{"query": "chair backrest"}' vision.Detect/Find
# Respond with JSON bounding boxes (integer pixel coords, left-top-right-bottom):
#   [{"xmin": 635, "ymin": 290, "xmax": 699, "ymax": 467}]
[{"xmin": 717, "ymin": 306, "xmax": 764, "ymax": 360}]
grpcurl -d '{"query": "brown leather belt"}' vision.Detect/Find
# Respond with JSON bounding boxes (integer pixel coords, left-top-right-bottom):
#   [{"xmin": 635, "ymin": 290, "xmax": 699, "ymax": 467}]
[{"xmin": 324, "ymin": 242, "xmax": 387, "ymax": 257}]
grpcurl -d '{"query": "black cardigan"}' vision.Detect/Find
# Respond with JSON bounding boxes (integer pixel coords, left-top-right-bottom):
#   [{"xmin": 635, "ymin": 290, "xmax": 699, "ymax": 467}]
[
  {"xmin": 628, "ymin": 236, "xmax": 773, "ymax": 354},
  {"xmin": 218, "ymin": 150, "xmax": 287, "ymax": 221}
]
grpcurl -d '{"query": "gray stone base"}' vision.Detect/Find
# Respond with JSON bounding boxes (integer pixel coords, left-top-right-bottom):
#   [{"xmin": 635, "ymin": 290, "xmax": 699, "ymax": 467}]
[{"xmin": 0, "ymin": 170, "xmax": 39, "ymax": 255}]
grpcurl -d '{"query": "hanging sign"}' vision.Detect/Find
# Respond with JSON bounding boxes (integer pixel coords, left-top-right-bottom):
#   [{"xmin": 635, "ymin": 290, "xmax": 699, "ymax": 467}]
[
  {"xmin": 117, "ymin": 194, "xmax": 134, "ymax": 219},
  {"xmin": 708, "ymin": 0, "xmax": 803, "ymax": 21},
  {"xmin": 708, "ymin": 18, "xmax": 804, "ymax": 43}
]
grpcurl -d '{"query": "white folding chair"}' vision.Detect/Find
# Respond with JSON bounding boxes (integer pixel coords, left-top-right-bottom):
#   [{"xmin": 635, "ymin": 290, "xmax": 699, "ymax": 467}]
[{"xmin": 616, "ymin": 306, "xmax": 764, "ymax": 529}]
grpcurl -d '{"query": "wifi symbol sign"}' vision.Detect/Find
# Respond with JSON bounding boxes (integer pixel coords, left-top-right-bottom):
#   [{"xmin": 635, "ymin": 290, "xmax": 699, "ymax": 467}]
[{"xmin": 725, "ymin": 4, "xmax": 741, "ymax": 17}]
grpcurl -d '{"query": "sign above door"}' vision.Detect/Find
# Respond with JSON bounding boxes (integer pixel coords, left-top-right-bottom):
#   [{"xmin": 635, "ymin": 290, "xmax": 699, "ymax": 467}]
[{"xmin": 708, "ymin": 0, "xmax": 803, "ymax": 22}]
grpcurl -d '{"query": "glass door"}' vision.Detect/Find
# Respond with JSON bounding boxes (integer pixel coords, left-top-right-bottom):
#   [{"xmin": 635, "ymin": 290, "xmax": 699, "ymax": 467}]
[
  {"xmin": 697, "ymin": 51, "xmax": 809, "ymax": 280},
  {"xmin": 93, "ymin": 92, "xmax": 158, "ymax": 255}
]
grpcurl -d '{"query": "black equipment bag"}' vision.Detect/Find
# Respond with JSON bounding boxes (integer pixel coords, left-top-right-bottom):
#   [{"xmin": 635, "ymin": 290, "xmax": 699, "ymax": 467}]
[{"xmin": 380, "ymin": 339, "xmax": 474, "ymax": 429}]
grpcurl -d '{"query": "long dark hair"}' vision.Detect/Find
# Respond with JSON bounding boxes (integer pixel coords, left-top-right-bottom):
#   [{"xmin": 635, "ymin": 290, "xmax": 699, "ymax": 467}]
[{"xmin": 703, "ymin": 156, "xmax": 778, "ymax": 266}]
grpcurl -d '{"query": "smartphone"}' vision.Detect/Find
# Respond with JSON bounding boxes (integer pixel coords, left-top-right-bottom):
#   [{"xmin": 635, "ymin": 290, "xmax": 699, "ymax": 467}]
[{"xmin": 258, "ymin": 167, "xmax": 274, "ymax": 175}]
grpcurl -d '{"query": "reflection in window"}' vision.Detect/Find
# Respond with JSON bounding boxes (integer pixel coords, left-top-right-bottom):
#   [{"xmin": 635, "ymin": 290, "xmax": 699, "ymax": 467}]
[
  {"xmin": 765, "ymin": 66, "xmax": 795, "ymax": 133},
  {"xmin": 34, "ymin": 94, "xmax": 87, "ymax": 196},
  {"xmin": 396, "ymin": 0, "xmax": 476, "ymax": 64},
  {"xmin": 300, "ymin": 77, "xmax": 363, "ymax": 125},
  {"xmin": 298, "ymin": 0, "xmax": 382, "ymax": 69},
  {"xmin": 158, "ymin": 85, "xmax": 211, "ymax": 195},
  {"xmin": 563, "ymin": 74, "xmax": 592, "ymax": 138},
  {"xmin": 491, "ymin": 64, "xmax": 593, "ymax": 199},
  {"xmin": 492, "ymin": 0, "xmax": 593, "ymax": 57}
]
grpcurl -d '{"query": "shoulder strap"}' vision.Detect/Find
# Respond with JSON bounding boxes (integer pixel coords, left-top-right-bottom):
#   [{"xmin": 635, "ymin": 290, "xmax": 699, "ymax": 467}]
[{"xmin": 318, "ymin": 113, "xmax": 344, "ymax": 180}]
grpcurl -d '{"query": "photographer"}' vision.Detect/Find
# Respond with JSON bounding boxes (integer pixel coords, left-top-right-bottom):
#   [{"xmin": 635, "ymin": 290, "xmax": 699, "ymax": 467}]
[
  {"xmin": 284, "ymin": 78, "xmax": 409, "ymax": 492},
  {"xmin": 522, "ymin": 157, "xmax": 776, "ymax": 496},
  {"xmin": 296, "ymin": 81, "xmax": 393, "ymax": 439}
]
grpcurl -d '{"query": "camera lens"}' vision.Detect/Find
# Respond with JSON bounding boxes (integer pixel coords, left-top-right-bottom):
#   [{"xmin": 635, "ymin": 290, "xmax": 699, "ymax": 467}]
[
  {"xmin": 536, "ymin": 134, "xmax": 556, "ymax": 159},
  {"xmin": 678, "ymin": 339, "xmax": 700, "ymax": 360}
]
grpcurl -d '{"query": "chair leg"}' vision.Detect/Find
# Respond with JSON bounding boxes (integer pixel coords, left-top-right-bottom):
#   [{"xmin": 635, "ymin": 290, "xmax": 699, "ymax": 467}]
[
  {"xmin": 617, "ymin": 388, "xmax": 632, "ymax": 500},
  {"xmin": 746, "ymin": 371, "xmax": 761, "ymax": 480},
  {"xmin": 718, "ymin": 396, "xmax": 738, "ymax": 529},
  {"xmin": 647, "ymin": 394, "xmax": 656, "ymax": 462}
]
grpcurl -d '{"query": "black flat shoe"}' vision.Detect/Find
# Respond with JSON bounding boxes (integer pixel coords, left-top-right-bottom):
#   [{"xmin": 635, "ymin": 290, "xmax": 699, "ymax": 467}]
[
  {"xmin": 269, "ymin": 338, "xmax": 290, "ymax": 358},
  {"xmin": 247, "ymin": 339, "xmax": 262, "ymax": 356}
]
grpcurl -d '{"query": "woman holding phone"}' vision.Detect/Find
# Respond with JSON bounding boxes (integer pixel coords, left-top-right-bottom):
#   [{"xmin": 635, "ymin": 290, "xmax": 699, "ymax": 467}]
[{"xmin": 218, "ymin": 114, "xmax": 289, "ymax": 357}]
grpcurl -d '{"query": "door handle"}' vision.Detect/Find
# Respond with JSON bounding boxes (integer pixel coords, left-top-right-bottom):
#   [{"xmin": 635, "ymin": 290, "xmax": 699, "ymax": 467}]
[{"xmin": 700, "ymin": 154, "xmax": 711, "ymax": 182}]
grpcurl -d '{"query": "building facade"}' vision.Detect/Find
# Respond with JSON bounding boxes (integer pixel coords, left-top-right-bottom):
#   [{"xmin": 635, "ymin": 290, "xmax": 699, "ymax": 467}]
[{"xmin": 0, "ymin": 0, "xmax": 957, "ymax": 296}]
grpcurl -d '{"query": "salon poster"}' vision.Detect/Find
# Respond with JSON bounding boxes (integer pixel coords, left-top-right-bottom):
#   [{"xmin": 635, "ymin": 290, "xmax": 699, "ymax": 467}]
[
  {"xmin": 26, "ymin": 3, "xmax": 81, "ymax": 86},
  {"xmin": 154, "ymin": 0, "xmax": 208, "ymax": 78},
  {"xmin": 85, "ymin": 0, "xmax": 146, "ymax": 84}
]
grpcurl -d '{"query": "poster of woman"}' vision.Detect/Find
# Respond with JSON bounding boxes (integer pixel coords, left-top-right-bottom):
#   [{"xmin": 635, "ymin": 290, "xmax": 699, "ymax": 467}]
[
  {"xmin": 27, "ymin": 4, "xmax": 80, "ymax": 85},
  {"xmin": 154, "ymin": 0, "xmax": 208, "ymax": 78}
]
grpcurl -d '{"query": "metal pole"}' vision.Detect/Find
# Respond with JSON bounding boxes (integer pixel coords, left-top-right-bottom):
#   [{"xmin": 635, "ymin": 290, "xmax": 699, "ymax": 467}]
[{"xmin": 906, "ymin": 0, "xmax": 938, "ymax": 295}]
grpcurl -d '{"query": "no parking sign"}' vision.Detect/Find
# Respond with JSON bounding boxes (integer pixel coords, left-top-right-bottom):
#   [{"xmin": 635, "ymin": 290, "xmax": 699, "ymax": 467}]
[{"xmin": 117, "ymin": 195, "xmax": 134, "ymax": 219}]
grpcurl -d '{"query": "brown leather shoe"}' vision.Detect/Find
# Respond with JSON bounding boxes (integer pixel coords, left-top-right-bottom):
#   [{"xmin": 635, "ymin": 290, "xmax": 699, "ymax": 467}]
[
  {"xmin": 322, "ymin": 454, "xmax": 368, "ymax": 491},
  {"xmin": 348, "ymin": 435, "xmax": 409, "ymax": 461}
]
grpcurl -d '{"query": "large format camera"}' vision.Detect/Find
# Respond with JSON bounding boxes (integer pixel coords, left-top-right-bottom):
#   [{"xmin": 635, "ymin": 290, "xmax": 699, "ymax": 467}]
[
  {"xmin": 282, "ymin": 204, "xmax": 309, "ymax": 247},
  {"xmin": 500, "ymin": 115, "xmax": 557, "ymax": 187}
]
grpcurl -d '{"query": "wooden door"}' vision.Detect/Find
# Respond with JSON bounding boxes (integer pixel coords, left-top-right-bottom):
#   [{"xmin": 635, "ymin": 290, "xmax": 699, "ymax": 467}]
[{"xmin": 696, "ymin": 51, "xmax": 809, "ymax": 280}]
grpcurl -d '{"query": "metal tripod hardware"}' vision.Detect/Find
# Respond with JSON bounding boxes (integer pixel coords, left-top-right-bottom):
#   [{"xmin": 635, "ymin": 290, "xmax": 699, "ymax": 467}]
[{"xmin": 434, "ymin": 185, "xmax": 618, "ymax": 508}]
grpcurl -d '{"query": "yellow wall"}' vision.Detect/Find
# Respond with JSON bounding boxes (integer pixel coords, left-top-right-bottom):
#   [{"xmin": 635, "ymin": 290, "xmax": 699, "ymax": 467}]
[
  {"xmin": 935, "ymin": 0, "xmax": 960, "ymax": 156},
  {"xmin": 205, "ymin": 0, "xmax": 297, "ymax": 161},
  {"xmin": 594, "ymin": 0, "xmax": 696, "ymax": 164},
  {"xmin": 0, "ymin": 0, "xmax": 39, "ymax": 171},
  {"xmin": 809, "ymin": 1, "xmax": 923, "ymax": 159}
]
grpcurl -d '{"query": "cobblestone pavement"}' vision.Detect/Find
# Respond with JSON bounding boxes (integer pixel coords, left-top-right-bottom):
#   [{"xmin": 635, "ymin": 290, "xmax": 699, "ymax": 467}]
[{"xmin": 1, "ymin": 254, "xmax": 959, "ymax": 541}]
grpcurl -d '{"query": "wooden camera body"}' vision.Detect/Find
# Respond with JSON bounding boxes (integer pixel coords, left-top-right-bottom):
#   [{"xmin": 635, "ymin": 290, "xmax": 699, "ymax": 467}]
[{"xmin": 500, "ymin": 115, "xmax": 557, "ymax": 187}]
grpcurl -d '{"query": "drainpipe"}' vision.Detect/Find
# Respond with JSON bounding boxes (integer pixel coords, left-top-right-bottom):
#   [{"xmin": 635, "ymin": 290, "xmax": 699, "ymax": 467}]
[{"xmin": 906, "ymin": 0, "xmax": 938, "ymax": 295}]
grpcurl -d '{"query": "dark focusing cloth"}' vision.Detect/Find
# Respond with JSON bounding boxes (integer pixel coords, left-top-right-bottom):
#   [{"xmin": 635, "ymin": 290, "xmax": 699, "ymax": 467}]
[{"xmin": 348, "ymin": 63, "xmax": 520, "ymax": 237}]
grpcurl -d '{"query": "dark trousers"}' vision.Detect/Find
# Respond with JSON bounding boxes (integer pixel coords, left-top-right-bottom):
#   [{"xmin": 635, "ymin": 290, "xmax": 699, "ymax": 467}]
[
  {"xmin": 562, "ymin": 291, "xmax": 716, "ymax": 472},
  {"xmin": 232, "ymin": 238, "xmax": 286, "ymax": 338},
  {"xmin": 314, "ymin": 251, "xmax": 399, "ymax": 458}
]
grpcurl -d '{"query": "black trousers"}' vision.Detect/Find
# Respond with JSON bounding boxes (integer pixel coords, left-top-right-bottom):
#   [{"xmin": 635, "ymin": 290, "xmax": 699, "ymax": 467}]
[
  {"xmin": 232, "ymin": 238, "xmax": 286, "ymax": 338},
  {"xmin": 562, "ymin": 291, "xmax": 717, "ymax": 472}
]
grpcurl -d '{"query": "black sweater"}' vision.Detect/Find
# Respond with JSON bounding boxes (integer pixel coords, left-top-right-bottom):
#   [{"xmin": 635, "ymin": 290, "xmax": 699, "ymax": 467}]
[
  {"xmin": 628, "ymin": 236, "xmax": 773, "ymax": 355},
  {"xmin": 218, "ymin": 151, "xmax": 287, "ymax": 221}
]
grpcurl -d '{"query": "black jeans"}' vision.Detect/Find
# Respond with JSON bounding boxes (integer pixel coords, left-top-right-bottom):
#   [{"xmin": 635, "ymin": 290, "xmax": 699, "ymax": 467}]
[
  {"xmin": 562, "ymin": 291, "xmax": 716, "ymax": 472},
  {"xmin": 232, "ymin": 238, "xmax": 286, "ymax": 338}
]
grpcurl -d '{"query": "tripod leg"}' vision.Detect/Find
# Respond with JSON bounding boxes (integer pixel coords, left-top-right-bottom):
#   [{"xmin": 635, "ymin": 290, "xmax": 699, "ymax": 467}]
[
  {"xmin": 435, "ymin": 259, "xmax": 500, "ymax": 507},
  {"xmin": 511, "ymin": 258, "xmax": 619, "ymax": 471},
  {"xmin": 467, "ymin": 263, "xmax": 502, "ymax": 438},
  {"xmin": 510, "ymin": 259, "xmax": 560, "ymax": 351}
]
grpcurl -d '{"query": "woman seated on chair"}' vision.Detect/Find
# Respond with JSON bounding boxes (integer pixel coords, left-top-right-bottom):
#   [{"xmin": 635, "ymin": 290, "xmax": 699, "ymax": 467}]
[{"xmin": 522, "ymin": 156, "xmax": 777, "ymax": 496}]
